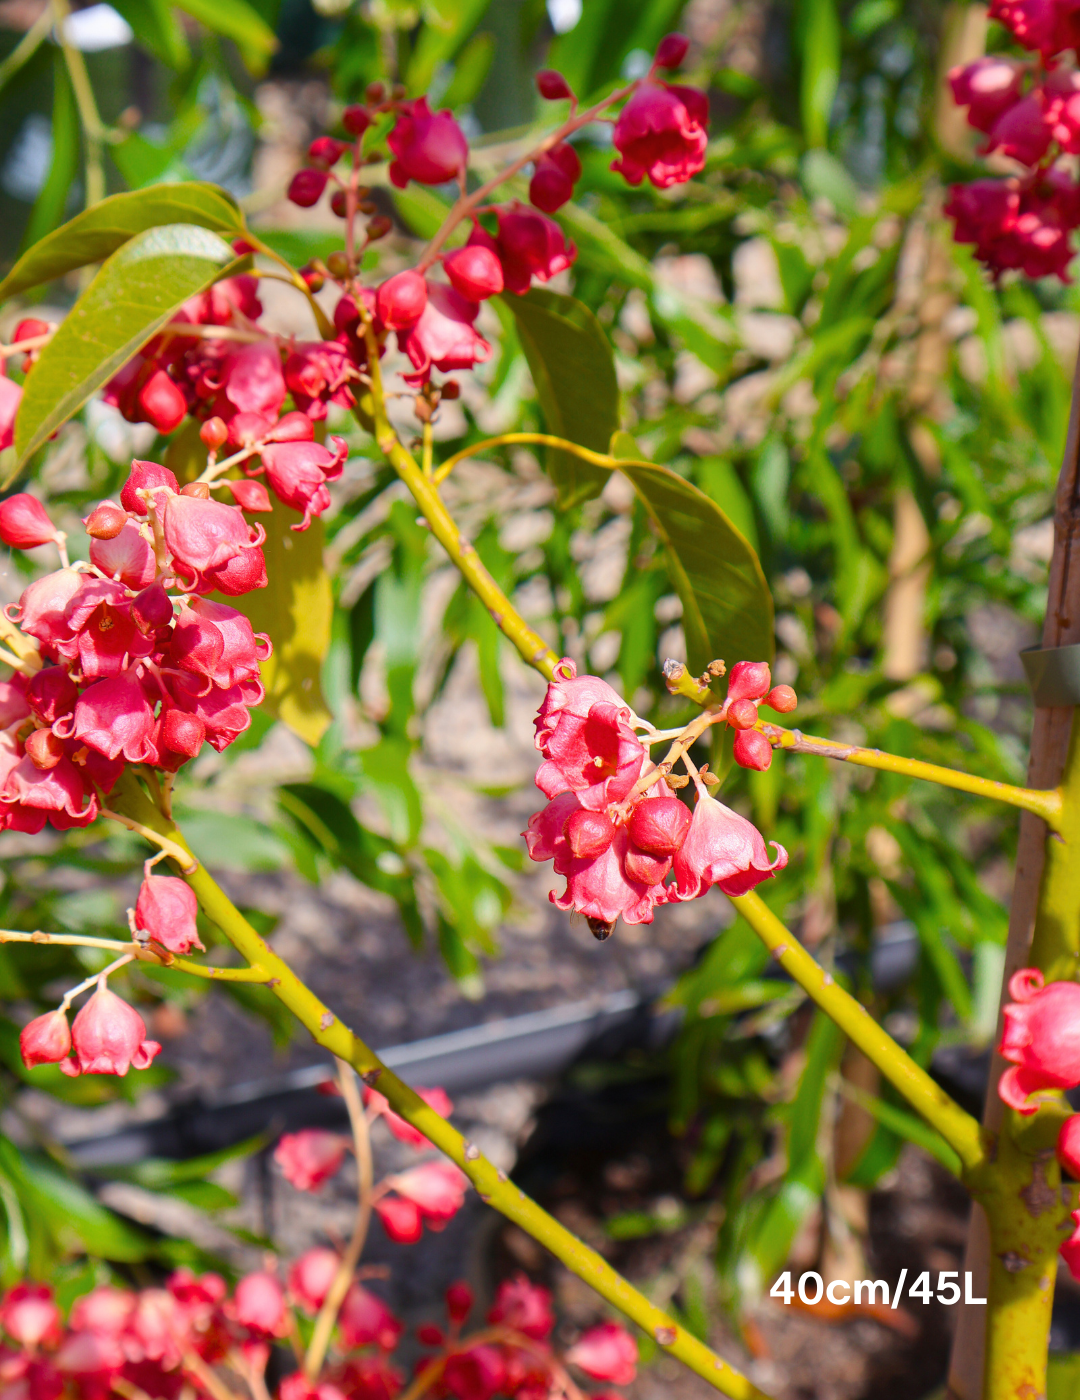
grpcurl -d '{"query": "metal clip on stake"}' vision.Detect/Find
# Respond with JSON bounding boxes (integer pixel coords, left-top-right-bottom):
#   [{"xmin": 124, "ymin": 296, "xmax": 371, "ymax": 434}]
[{"xmin": 1021, "ymin": 644, "xmax": 1080, "ymax": 706}]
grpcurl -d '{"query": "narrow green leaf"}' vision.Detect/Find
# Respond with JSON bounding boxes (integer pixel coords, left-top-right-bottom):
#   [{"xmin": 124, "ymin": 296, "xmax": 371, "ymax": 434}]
[
  {"xmin": 440, "ymin": 31, "xmax": 496, "ymax": 109},
  {"xmin": 0, "ymin": 183, "xmax": 243, "ymax": 304},
  {"xmin": 499, "ymin": 288, "xmax": 619, "ymax": 506},
  {"xmin": 405, "ymin": 0, "xmax": 490, "ymax": 95},
  {"xmin": 839, "ymin": 1081, "xmax": 961, "ymax": 1176},
  {"xmin": 173, "ymin": 0, "xmax": 278, "ymax": 65},
  {"xmin": 109, "ymin": 0, "xmax": 191, "ymax": 68},
  {"xmin": 798, "ymin": 0, "xmax": 840, "ymax": 147},
  {"xmin": 226, "ymin": 504, "xmax": 333, "ymax": 747},
  {"xmin": 610, "ymin": 433, "xmax": 775, "ymax": 672},
  {"xmin": 20, "ymin": 58, "xmax": 79, "ymax": 253},
  {"xmin": 14, "ymin": 225, "xmax": 243, "ymax": 470}
]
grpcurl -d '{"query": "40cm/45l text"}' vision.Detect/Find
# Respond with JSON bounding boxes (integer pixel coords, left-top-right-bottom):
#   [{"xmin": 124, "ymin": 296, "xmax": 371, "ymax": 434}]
[{"xmin": 770, "ymin": 1270, "xmax": 987, "ymax": 1307}]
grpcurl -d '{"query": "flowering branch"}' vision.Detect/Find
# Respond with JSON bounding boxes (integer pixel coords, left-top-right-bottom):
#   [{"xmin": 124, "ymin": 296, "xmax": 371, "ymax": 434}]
[
  {"xmin": 302, "ymin": 1059, "xmax": 374, "ymax": 1380},
  {"xmin": 730, "ymin": 890, "xmax": 987, "ymax": 1177}
]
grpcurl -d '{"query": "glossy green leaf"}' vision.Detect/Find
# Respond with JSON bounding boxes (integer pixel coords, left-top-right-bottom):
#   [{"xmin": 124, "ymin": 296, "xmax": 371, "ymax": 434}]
[
  {"xmin": 173, "ymin": 0, "xmax": 278, "ymax": 67},
  {"xmin": 20, "ymin": 59, "xmax": 79, "ymax": 253},
  {"xmin": 227, "ymin": 503, "xmax": 333, "ymax": 747},
  {"xmin": 610, "ymin": 433, "xmax": 775, "ymax": 672},
  {"xmin": 14, "ymin": 225, "xmax": 244, "ymax": 470},
  {"xmin": 797, "ymin": 0, "xmax": 840, "ymax": 147},
  {"xmin": 0, "ymin": 183, "xmax": 244, "ymax": 304},
  {"xmin": 499, "ymin": 288, "xmax": 619, "ymax": 507},
  {"xmin": 0, "ymin": 1137, "xmax": 151, "ymax": 1262}
]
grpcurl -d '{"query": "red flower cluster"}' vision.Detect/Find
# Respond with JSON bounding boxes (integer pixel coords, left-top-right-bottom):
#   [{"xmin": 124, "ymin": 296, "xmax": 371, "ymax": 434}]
[
  {"xmin": 0, "ymin": 466, "xmax": 270, "ymax": 840},
  {"xmin": 945, "ymin": 4, "xmax": 1080, "ymax": 279},
  {"xmin": 524, "ymin": 661, "xmax": 788, "ymax": 935}
]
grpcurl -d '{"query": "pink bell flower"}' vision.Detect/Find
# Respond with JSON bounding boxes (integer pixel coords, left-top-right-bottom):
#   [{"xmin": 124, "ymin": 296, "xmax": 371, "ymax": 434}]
[
  {"xmin": 229, "ymin": 1273, "xmax": 288, "ymax": 1338},
  {"xmin": 284, "ymin": 341, "xmax": 357, "ymax": 418},
  {"xmin": 534, "ymin": 692, "xmax": 645, "ymax": 809},
  {"xmin": 11, "ymin": 568, "xmax": 83, "ymax": 657},
  {"xmin": 984, "ymin": 91, "xmax": 1052, "ymax": 165},
  {"xmin": 998, "ymin": 968, "xmax": 1080, "ymax": 1113},
  {"xmin": 375, "ymin": 270, "xmax": 428, "ymax": 330},
  {"xmin": 443, "ymin": 1345, "xmax": 506, "ymax": 1400},
  {"xmin": 89, "ymin": 520, "xmax": 157, "ymax": 590},
  {"xmin": 443, "ymin": 244, "xmax": 504, "ymax": 301},
  {"xmin": 948, "ymin": 57, "xmax": 1026, "ymax": 134},
  {"xmin": 199, "ymin": 545, "xmax": 268, "ymax": 596},
  {"xmin": 337, "ymin": 1284, "xmax": 404, "ymax": 1351},
  {"xmin": 0, "ymin": 1285, "xmax": 60, "ymax": 1349},
  {"xmin": 68, "ymin": 671, "xmax": 158, "ymax": 764},
  {"xmin": 1, "ymin": 749, "xmax": 96, "ymax": 826},
  {"xmin": 387, "ymin": 97, "xmax": 468, "ymax": 188},
  {"xmin": 565, "ymin": 1322, "xmax": 638, "ymax": 1385},
  {"xmin": 135, "ymin": 874, "xmax": 203, "ymax": 955},
  {"xmin": 611, "ymin": 80, "xmax": 708, "ymax": 189},
  {"xmin": 397, "ymin": 282, "xmax": 493, "ymax": 384},
  {"xmin": 385, "ymin": 1160, "xmax": 468, "ymax": 1227},
  {"xmin": 486, "ymin": 1274, "xmax": 554, "ymax": 1339},
  {"xmin": 0, "ymin": 494, "xmax": 61, "ymax": 550},
  {"xmin": 0, "ymin": 677, "xmax": 30, "ymax": 731},
  {"xmin": 68, "ymin": 1287, "xmax": 135, "ymax": 1339},
  {"xmin": 672, "ymin": 776, "xmax": 787, "ymax": 899},
  {"xmin": 19, "ymin": 1010, "xmax": 71, "ymax": 1069},
  {"xmin": 259, "ymin": 436, "xmax": 347, "ymax": 529},
  {"xmin": 541, "ymin": 811, "xmax": 671, "ymax": 926},
  {"xmin": 287, "ymin": 1248, "xmax": 340, "ymax": 1312},
  {"xmin": 168, "ymin": 674, "xmax": 260, "ymax": 752},
  {"xmin": 374, "ymin": 1194, "xmax": 423, "ymax": 1243},
  {"xmin": 528, "ymin": 141, "xmax": 582, "ymax": 213},
  {"xmin": 27, "ymin": 667, "xmax": 76, "ymax": 726},
  {"xmin": 273, "ymin": 1128, "xmax": 348, "ymax": 1191},
  {"xmin": 224, "ymin": 341, "xmax": 287, "ymax": 419},
  {"xmin": 56, "ymin": 1328, "xmax": 126, "ymax": 1377},
  {"xmin": 162, "ymin": 494, "xmax": 264, "ymax": 576},
  {"xmin": 989, "ymin": 0, "xmax": 1080, "ymax": 57},
  {"xmin": 170, "ymin": 600, "xmax": 269, "ymax": 690},
  {"xmin": 364, "ymin": 1084, "xmax": 453, "ymax": 1148},
  {"xmin": 68, "ymin": 983, "xmax": 161, "ymax": 1077},
  {"xmin": 494, "ymin": 203, "xmax": 577, "ymax": 294}
]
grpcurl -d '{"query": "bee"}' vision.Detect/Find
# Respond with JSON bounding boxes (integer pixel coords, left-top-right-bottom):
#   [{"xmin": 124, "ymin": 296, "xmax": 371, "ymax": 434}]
[{"xmin": 586, "ymin": 916, "xmax": 617, "ymax": 942}]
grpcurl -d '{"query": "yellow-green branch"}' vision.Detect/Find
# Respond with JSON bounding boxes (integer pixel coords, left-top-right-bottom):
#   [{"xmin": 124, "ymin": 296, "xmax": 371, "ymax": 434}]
[
  {"xmin": 759, "ymin": 722, "xmax": 1064, "ymax": 830},
  {"xmin": 433, "ymin": 432, "xmax": 616, "ymax": 486},
  {"xmin": 112, "ymin": 778, "xmax": 771, "ymax": 1400},
  {"xmin": 0, "ymin": 927, "xmax": 268, "ymax": 982},
  {"xmin": 731, "ymin": 890, "xmax": 986, "ymax": 1177}
]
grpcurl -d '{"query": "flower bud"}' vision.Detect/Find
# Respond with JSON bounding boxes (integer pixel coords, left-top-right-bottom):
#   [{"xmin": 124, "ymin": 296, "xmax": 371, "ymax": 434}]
[
  {"xmin": 0, "ymin": 493, "xmax": 60, "ymax": 549},
  {"xmin": 441, "ymin": 379, "xmax": 460, "ymax": 399},
  {"xmin": 300, "ymin": 264, "xmax": 325, "ymax": 292},
  {"xmin": 121, "ymin": 460, "xmax": 178, "ymax": 516},
  {"xmin": 374, "ymin": 1195, "xmax": 423, "ymax": 1243},
  {"xmin": 765, "ymin": 684, "xmax": 797, "ymax": 713},
  {"xmin": 343, "ymin": 105, "xmax": 372, "ymax": 135},
  {"xmin": 19, "ymin": 1009, "xmax": 71, "ymax": 1069},
  {"xmin": 366, "ymin": 214, "xmax": 393, "ymax": 241},
  {"xmin": 726, "ymin": 697, "xmax": 759, "ymax": 730},
  {"xmin": 135, "ymin": 874, "xmax": 204, "ymax": 955},
  {"xmin": 326, "ymin": 250, "xmax": 351, "ymax": 278},
  {"xmin": 200, "ymin": 417, "xmax": 228, "ymax": 451},
  {"xmin": 732, "ymin": 729, "xmax": 772, "ymax": 770},
  {"xmin": 417, "ymin": 1323, "xmax": 445, "ymax": 1346},
  {"xmin": 231, "ymin": 1273, "xmax": 287, "ymax": 1337},
  {"xmin": 375, "ymin": 270, "xmax": 428, "ymax": 330},
  {"xmin": 84, "ymin": 501, "xmax": 127, "ymax": 540},
  {"xmin": 654, "ymin": 32, "xmax": 689, "ymax": 68},
  {"xmin": 308, "ymin": 136, "xmax": 348, "ymax": 168},
  {"xmin": 536, "ymin": 69, "xmax": 572, "ymax": 100},
  {"xmin": 228, "ymin": 479, "xmax": 273, "ymax": 513},
  {"xmin": 446, "ymin": 1281, "xmax": 473, "ymax": 1323},
  {"xmin": 133, "ymin": 581, "xmax": 174, "ymax": 632},
  {"xmin": 137, "ymin": 368, "xmax": 186, "ymax": 434},
  {"xmin": 627, "ymin": 796, "xmax": 691, "ymax": 856},
  {"xmin": 287, "ymin": 1248, "xmax": 339, "ymax": 1312},
  {"xmin": 529, "ymin": 140, "xmax": 582, "ymax": 213},
  {"xmin": 330, "ymin": 188, "xmax": 348, "ymax": 218},
  {"xmin": 288, "ymin": 168, "xmax": 329, "ymax": 207},
  {"xmin": 25, "ymin": 728, "xmax": 64, "ymax": 770},
  {"xmin": 161, "ymin": 707, "xmax": 205, "ymax": 759},
  {"xmin": 727, "ymin": 660, "xmax": 771, "ymax": 702},
  {"xmin": 565, "ymin": 808, "xmax": 616, "ymax": 859},
  {"xmin": 181, "ymin": 481, "xmax": 211, "ymax": 499},
  {"xmin": 444, "ymin": 245, "xmax": 504, "ymax": 300},
  {"xmin": 365, "ymin": 82, "xmax": 386, "ymax": 103}
]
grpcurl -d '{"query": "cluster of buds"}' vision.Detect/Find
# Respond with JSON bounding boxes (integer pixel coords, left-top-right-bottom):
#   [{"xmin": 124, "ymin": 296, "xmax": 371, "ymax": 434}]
[
  {"xmin": 995, "ymin": 968, "xmax": 1080, "ymax": 1279},
  {"xmin": 0, "ymin": 461, "xmax": 271, "ymax": 837},
  {"xmin": 945, "ymin": 1, "xmax": 1080, "ymax": 280},
  {"xmin": 524, "ymin": 660, "xmax": 790, "ymax": 937},
  {"xmin": 0, "ymin": 1268, "xmax": 636, "ymax": 1400}
]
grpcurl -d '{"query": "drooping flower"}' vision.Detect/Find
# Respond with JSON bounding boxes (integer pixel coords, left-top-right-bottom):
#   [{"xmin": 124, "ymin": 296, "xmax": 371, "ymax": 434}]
[
  {"xmin": 68, "ymin": 983, "xmax": 161, "ymax": 1077},
  {"xmin": 533, "ymin": 669, "xmax": 645, "ymax": 807},
  {"xmin": 989, "ymin": 0, "xmax": 1080, "ymax": 57},
  {"xmin": 376, "ymin": 271, "xmax": 428, "ymax": 330},
  {"xmin": 385, "ymin": 1160, "xmax": 468, "ymax": 1227},
  {"xmin": 998, "ymin": 969, "xmax": 1080, "ymax": 1113},
  {"xmin": 565, "ymin": 1323, "xmax": 638, "ymax": 1385},
  {"xmin": 19, "ymin": 1010, "xmax": 71, "ymax": 1069},
  {"xmin": 0, "ymin": 494, "xmax": 61, "ymax": 550},
  {"xmin": 486, "ymin": 1274, "xmax": 554, "ymax": 1339},
  {"xmin": 229, "ymin": 1274, "xmax": 288, "ymax": 1338},
  {"xmin": 135, "ymin": 874, "xmax": 203, "ymax": 955},
  {"xmin": 224, "ymin": 341, "xmax": 287, "ymax": 420},
  {"xmin": 337, "ymin": 1285, "xmax": 403, "ymax": 1351},
  {"xmin": 259, "ymin": 437, "xmax": 347, "ymax": 529},
  {"xmin": 397, "ymin": 283, "xmax": 492, "ymax": 384},
  {"xmin": 611, "ymin": 81, "xmax": 708, "ymax": 189},
  {"xmin": 287, "ymin": 1248, "xmax": 340, "ymax": 1312},
  {"xmin": 948, "ymin": 57, "xmax": 1026, "ymax": 133},
  {"xmin": 162, "ymin": 494, "xmax": 264, "ymax": 577},
  {"xmin": 672, "ymin": 776, "xmax": 787, "ymax": 899},
  {"xmin": 494, "ymin": 203, "xmax": 577, "ymax": 295},
  {"xmin": 528, "ymin": 141, "xmax": 582, "ymax": 213},
  {"xmin": 443, "ymin": 244, "xmax": 504, "ymax": 301},
  {"xmin": 0, "ymin": 1285, "xmax": 61, "ymax": 1348},
  {"xmin": 274, "ymin": 1129, "xmax": 349, "ymax": 1191},
  {"xmin": 364, "ymin": 1084, "xmax": 453, "ymax": 1148},
  {"xmin": 387, "ymin": 98, "xmax": 468, "ymax": 188}
]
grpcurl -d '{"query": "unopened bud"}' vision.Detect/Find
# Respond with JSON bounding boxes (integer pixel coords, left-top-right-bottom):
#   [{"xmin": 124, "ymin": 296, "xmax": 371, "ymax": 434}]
[
  {"xmin": 84, "ymin": 501, "xmax": 127, "ymax": 540},
  {"xmin": 732, "ymin": 729, "xmax": 772, "ymax": 771},
  {"xmin": 654, "ymin": 32, "xmax": 690, "ymax": 68},
  {"xmin": 301, "ymin": 264, "xmax": 325, "ymax": 292},
  {"xmin": 365, "ymin": 82, "xmax": 386, "ymax": 104},
  {"xmin": 726, "ymin": 698, "xmax": 759, "ymax": 730},
  {"xmin": 357, "ymin": 199, "xmax": 377, "ymax": 215},
  {"xmin": 391, "ymin": 83, "xmax": 407, "ymax": 100},
  {"xmin": 330, "ymin": 188, "xmax": 349, "ymax": 219},
  {"xmin": 0, "ymin": 493, "xmax": 60, "ymax": 549},
  {"xmin": 19, "ymin": 1009, "xmax": 71, "ymax": 1069},
  {"xmin": 343, "ymin": 104, "xmax": 372, "ymax": 136},
  {"xmin": 441, "ymin": 380, "xmax": 460, "ymax": 400},
  {"xmin": 537, "ymin": 69, "xmax": 572, "ymax": 101},
  {"xmin": 180, "ymin": 481, "xmax": 211, "ymax": 499},
  {"xmin": 765, "ymin": 685, "xmax": 797, "ymax": 713},
  {"xmin": 326, "ymin": 250, "xmax": 351, "ymax": 278},
  {"xmin": 25, "ymin": 728, "xmax": 63, "ymax": 770},
  {"xmin": 366, "ymin": 214, "xmax": 393, "ymax": 241},
  {"xmin": 445, "ymin": 1282, "xmax": 473, "ymax": 1323},
  {"xmin": 200, "ymin": 417, "xmax": 228, "ymax": 451}
]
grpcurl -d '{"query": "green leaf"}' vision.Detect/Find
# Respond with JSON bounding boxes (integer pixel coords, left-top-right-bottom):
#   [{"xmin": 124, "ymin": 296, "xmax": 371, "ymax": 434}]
[
  {"xmin": 0, "ymin": 1138, "xmax": 151, "ymax": 1262},
  {"xmin": 226, "ymin": 503, "xmax": 333, "ymax": 747},
  {"xmin": 440, "ymin": 31, "xmax": 496, "ymax": 109},
  {"xmin": 797, "ymin": 0, "xmax": 840, "ymax": 147},
  {"xmin": 610, "ymin": 433, "xmax": 775, "ymax": 672},
  {"xmin": 110, "ymin": 0, "xmax": 191, "ymax": 68},
  {"xmin": 405, "ymin": 0, "xmax": 490, "ymax": 95},
  {"xmin": 0, "ymin": 183, "xmax": 244, "ymax": 304},
  {"xmin": 97, "ymin": 1137, "xmax": 265, "ymax": 1187},
  {"xmin": 839, "ymin": 1082, "xmax": 961, "ymax": 1176},
  {"xmin": 20, "ymin": 58, "xmax": 79, "ymax": 253},
  {"xmin": 173, "ymin": 0, "xmax": 278, "ymax": 68},
  {"xmin": 499, "ymin": 288, "xmax": 619, "ymax": 507},
  {"xmin": 14, "ymin": 225, "xmax": 245, "ymax": 470}
]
